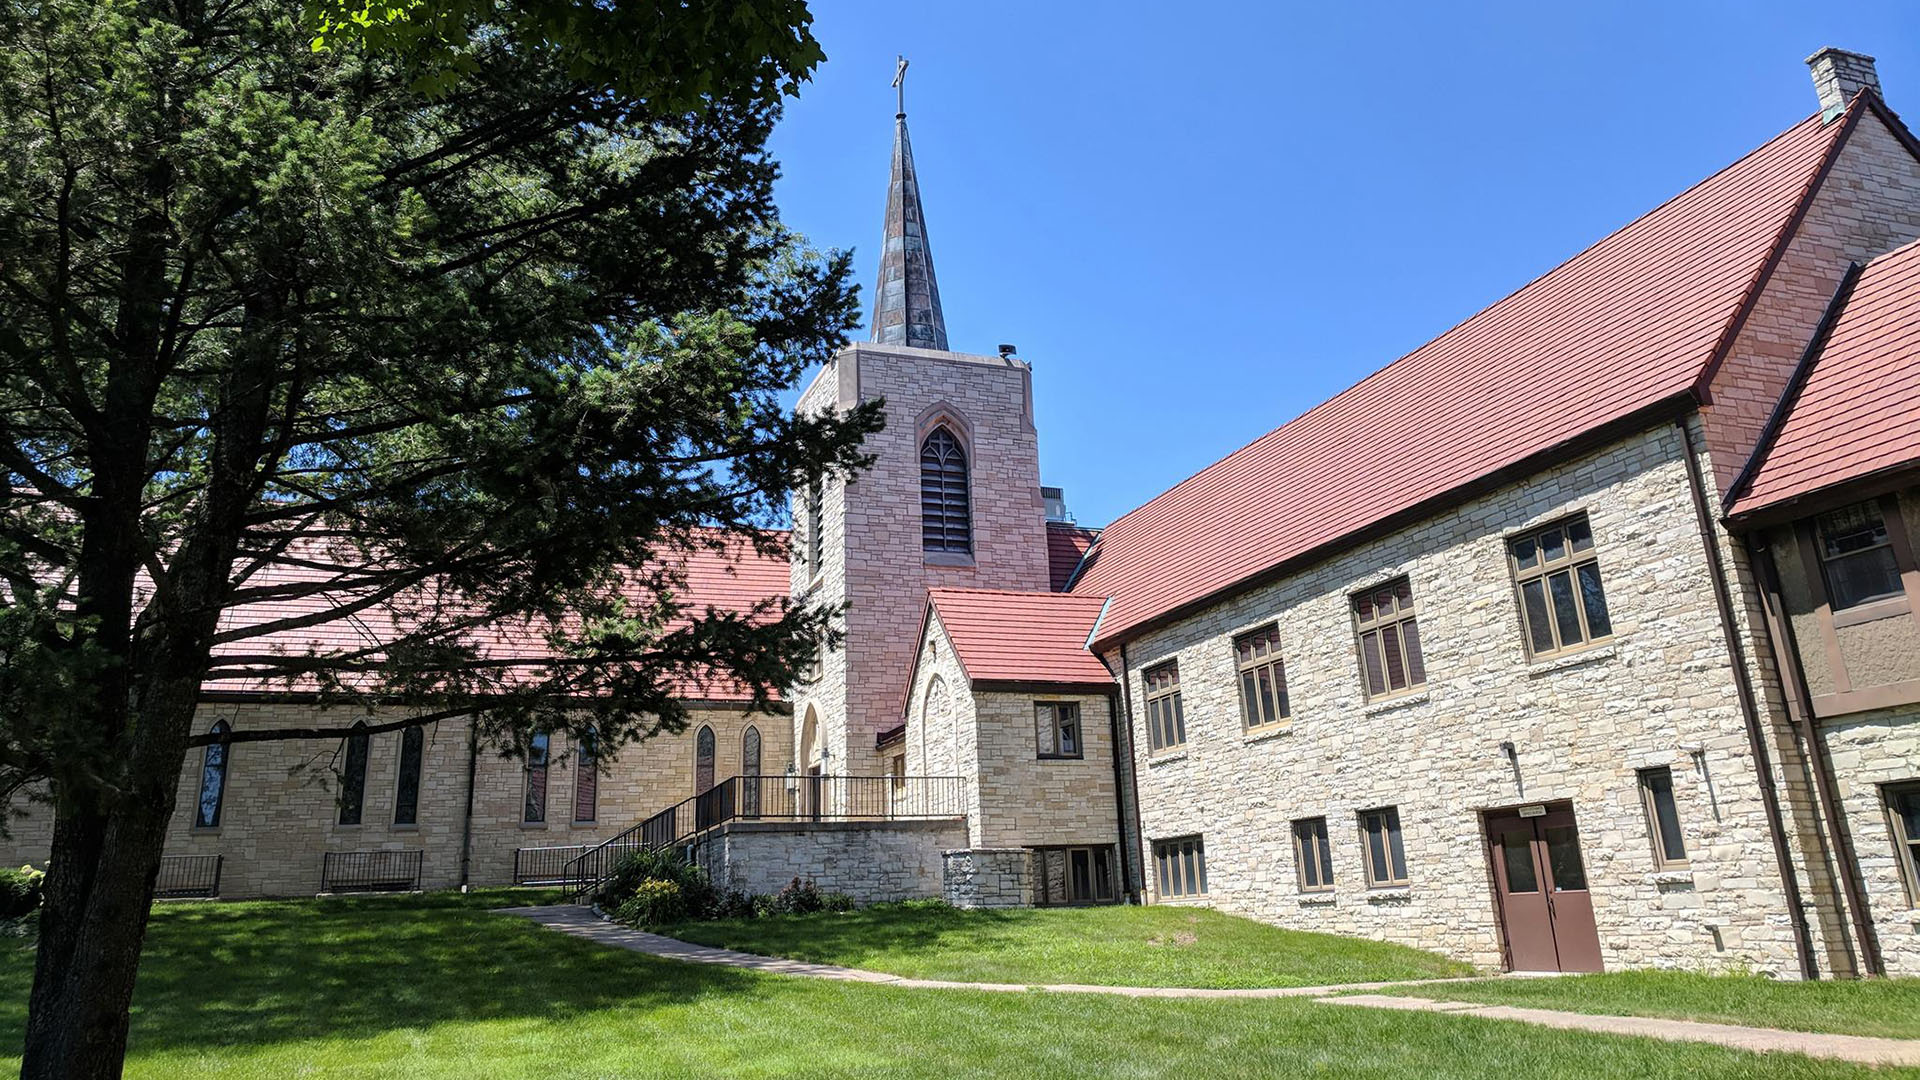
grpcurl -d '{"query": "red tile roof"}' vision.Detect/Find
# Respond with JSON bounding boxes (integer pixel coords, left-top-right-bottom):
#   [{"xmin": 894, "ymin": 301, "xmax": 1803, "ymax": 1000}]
[
  {"xmin": 1729, "ymin": 238, "xmax": 1920, "ymax": 517},
  {"xmin": 206, "ymin": 528, "xmax": 792, "ymax": 703},
  {"xmin": 1045, "ymin": 522, "xmax": 1100, "ymax": 592},
  {"xmin": 926, "ymin": 588, "xmax": 1114, "ymax": 688},
  {"xmin": 1073, "ymin": 108, "xmax": 1853, "ymax": 649}
]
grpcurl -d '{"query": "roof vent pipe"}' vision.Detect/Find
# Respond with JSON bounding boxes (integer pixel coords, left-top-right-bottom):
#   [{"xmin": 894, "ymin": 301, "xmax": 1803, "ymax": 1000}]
[{"xmin": 1807, "ymin": 47, "xmax": 1880, "ymax": 123}]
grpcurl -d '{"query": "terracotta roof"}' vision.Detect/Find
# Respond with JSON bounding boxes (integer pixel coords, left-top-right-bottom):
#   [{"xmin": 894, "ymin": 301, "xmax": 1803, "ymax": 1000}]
[
  {"xmin": 206, "ymin": 528, "xmax": 792, "ymax": 703},
  {"xmin": 926, "ymin": 588, "xmax": 1114, "ymax": 688},
  {"xmin": 1045, "ymin": 522, "xmax": 1101, "ymax": 592},
  {"xmin": 1730, "ymin": 238, "xmax": 1920, "ymax": 517},
  {"xmin": 1072, "ymin": 107, "xmax": 1853, "ymax": 649}
]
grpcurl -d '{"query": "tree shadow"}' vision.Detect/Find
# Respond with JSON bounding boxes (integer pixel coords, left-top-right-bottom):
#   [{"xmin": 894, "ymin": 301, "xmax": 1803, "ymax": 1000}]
[{"xmin": 0, "ymin": 891, "xmax": 770, "ymax": 1057}]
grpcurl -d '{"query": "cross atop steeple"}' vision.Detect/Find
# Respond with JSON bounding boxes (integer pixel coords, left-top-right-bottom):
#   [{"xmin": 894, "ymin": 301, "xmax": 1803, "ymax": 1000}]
[{"xmin": 870, "ymin": 56, "xmax": 949, "ymax": 351}]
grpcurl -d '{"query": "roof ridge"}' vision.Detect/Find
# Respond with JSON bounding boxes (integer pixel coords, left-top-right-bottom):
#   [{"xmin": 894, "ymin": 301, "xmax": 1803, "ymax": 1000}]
[{"xmin": 1090, "ymin": 111, "xmax": 1836, "ymax": 539}]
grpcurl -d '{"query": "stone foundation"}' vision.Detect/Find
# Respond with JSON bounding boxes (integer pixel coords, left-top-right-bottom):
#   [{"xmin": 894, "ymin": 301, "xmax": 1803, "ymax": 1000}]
[
  {"xmin": 688, "ymin": 818, "xmax": 966, "ymax": 903},
  {"xmin": 941, "ymin": 847, "xmax": 1032, "ymax": 908}
]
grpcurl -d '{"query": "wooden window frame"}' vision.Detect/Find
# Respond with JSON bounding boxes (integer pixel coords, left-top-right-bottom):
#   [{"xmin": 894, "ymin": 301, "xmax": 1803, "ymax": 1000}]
[
  {"xmin": 1884, "ymin": 782, "xmax": 1920, "ymax": 906},
  {"xmin": 1032, "ymin": 844, "xmax": 1118, "ymax": 906},
  {"xmin": 1153, "ymin": 835, "xmax": 1208, "ymax": 899},
  {"xmin": 1814, "ymin": 500, "xmax": 1905, "ymax": 612},
  {"xmin": 889, "ymin": 753, "xmax": 907, "ymax": 793},
  {"xmin": 1292, "ymin": 816, "xmax": 1334, "ymax": 893},
  {"xmin": 1351, "ymin": 578, "xmax": 1426, "ymax": 700},
  {"xmin": 573, "ymin": 729, "xmax": 599, "ymax": 825},
  {"xmin": 1358, "ymin": 806, "xmax": 1409, "ymax": 887},
  {"xmin": 920, "ymin": 426, "xmax": 972, "ymax": 555},
  {"xmin": 1035, "ymin": 701, "xmax": 1084, "ymax": 760},
  {"xmin": 1507, "ymin": 513, "xmax": 1613, "ymax": 660},
  {"xmin": 1638, "ymin": 765, "xmax": 1689, "ymax": 869},
  {"xmin": 1234, "ymin": 624, "xmax": 1291, "ymax": 731},
  {"xmin": 1142, "ymin": 661, "xmax": 1185, "ymax": 753}
]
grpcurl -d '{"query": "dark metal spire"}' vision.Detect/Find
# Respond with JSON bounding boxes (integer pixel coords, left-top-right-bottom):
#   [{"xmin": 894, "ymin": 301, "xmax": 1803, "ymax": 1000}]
[{"xmin": 870, "ymin": 56, "xmax": 948, "ymax": 351}]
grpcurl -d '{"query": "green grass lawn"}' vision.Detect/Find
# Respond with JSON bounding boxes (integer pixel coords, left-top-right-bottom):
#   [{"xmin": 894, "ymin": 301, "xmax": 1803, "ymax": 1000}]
[
  {"xmin": 0, "ymin": 892, "xmax": 1900, "ymax": 1078},
  {"xmin": 1394, "ymin": 969, "xmax": 1920, "ymax": 1040},
  {"xmin": 657, "ymin": 902, "xmax": 1475, "ymax": 988}
]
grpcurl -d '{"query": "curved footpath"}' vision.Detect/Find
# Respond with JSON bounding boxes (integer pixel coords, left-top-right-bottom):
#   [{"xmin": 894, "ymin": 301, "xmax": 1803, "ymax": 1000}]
[{"xmin": 502, "ymin": 905, "xmax": 1920, "ymax": 1067}]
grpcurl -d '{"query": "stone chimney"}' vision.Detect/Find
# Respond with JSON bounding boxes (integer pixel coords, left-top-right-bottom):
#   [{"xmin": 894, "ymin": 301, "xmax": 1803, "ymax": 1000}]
[{"xmin": 1807, "ymin": 48, "xmax": 1880, "ymax": 122}]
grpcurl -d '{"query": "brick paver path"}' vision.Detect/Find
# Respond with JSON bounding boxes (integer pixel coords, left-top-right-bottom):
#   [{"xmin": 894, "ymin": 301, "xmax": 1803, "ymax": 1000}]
[{"xmin": 504, "ymin": 905, "xmax": 1920, "ymax": 1066}]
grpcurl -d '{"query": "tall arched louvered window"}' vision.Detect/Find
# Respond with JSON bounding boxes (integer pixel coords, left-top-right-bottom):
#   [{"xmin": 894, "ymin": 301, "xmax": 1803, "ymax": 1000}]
[
  {"xmin": 195, "ymin": 721, "xmax": 231, "ymax": 829},
  {"xmin": 920, "ymin": 426, "xmax": 971, "ymax": 553},
  {"xmin": 393, "ymin": 725, "xmax": 424, "ymax": 826},
  {"xmin": 338, "ymin": 721, "xmax": 369, "ymax": 826},
  {"xmin": 695, "ymin": 725, "xmax": 716, "ymax": 793}
]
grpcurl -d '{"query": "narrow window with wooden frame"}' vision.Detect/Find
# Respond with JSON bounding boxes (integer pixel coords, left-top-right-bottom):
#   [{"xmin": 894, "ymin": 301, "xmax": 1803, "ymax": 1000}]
[
  {"xmin": 1035, "ymin": 701, "xmax": 1083, "ymax": 759},
  {"xmin": 1638, "ymin": 766, "xmax": 1688, "ymax": 869},
  {"xmin": 393, "ymin": 725, "xmax": 424, "ymax": 827},
  {"xmin": 573, "ymin": 729, "xmax": 599, "ymax": 824},
  {"xmin": 1153, "ymin": 835, "xmax": 1208, "ymax": 898},
  {"xmin": 1509, "ymin": 514, "xmax": 1612, "ymax": 658},
  {"xmin": 1143, "ymin": 661, "xmax": 1185, "ymax": 753},
  {"xmin": 1352, "ymin": 579, "xmax": 1426, "ymax": 699},
  {"xmin": 1235, "ymin": 624, "xmax": 1290, "ymax": 730},
  {"xmin": 1816, "ymin": 502, "xmax": 1904, "ymax": 611},
  {"xmin": 1885, "ymin": 782, "xmax": 1920, "ymax": 905},
  {"xmin": 1359, "ymin": 807, "xmax": 1408, "ymax": 887},
  {"xmin": 337, "ymin": 721, "xmax": 370, "ymax": 826},
  {"xmin": 1293, "ymin": 816, "xmax": 1334, "ymax": 892}
]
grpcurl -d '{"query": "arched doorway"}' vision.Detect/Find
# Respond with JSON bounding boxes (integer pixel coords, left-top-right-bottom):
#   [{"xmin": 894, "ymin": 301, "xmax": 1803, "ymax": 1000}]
[{"xmin": 798, "ymin": 706, "xmax": 822, "ymax": 819}]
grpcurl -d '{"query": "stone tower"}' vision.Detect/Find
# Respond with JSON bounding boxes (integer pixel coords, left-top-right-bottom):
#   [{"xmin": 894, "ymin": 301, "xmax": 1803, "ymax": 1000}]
[{"xmin": 789, "ymin": 76, "xmax": 1051, "ymax": 783}]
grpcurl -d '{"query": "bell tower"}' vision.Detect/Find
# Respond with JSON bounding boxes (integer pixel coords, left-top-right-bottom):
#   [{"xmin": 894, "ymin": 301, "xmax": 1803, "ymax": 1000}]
[{"xmin": 788, "ymin": 59, "xmax": 1051, "ymax": 782}]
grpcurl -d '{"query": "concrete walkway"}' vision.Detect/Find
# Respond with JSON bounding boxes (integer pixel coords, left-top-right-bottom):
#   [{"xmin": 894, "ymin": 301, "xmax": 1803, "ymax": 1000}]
[
  {"xmin": 500, "ymin": 904, "xmax": 1485, "ymax": 998},
  {"xmin": 502, "ymin": 905, "xmax": 1920, "ymax": 1066},
  {"xmin": 1321, "ymin": 994, "xmax": 1920, "ymax": 1068}
]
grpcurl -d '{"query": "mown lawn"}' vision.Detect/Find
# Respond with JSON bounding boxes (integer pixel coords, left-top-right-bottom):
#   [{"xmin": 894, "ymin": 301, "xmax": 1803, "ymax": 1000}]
[
  {"xmin": 0, "ymin": 892, "xmax": 1898, "ymax": 1078},
  {"xmin": 658, "ymin": 902, "xmax": 1475, "ymax": 988},
  {"xmin": 1396, "ymin": 969, "xmax": 1920, "ymax": 1040}
]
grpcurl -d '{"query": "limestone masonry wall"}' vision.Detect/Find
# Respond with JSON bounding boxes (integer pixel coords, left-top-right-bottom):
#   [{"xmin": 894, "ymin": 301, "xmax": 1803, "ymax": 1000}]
[{"xmin": 691, "ymin": 819, "xmax": 966, "ymax": 902}]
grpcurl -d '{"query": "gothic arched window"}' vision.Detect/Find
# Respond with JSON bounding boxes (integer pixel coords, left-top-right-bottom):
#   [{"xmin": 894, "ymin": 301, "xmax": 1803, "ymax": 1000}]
[
  {"xmin": 695, "ymin": 725, "xmax": 716, "ymax": 793},
  {"xmin": 573, "ymin": 729, "xmax": 598, "ymax": 824},
  {"xmin": 393, "ymin": 725, "xmax": 424, "ymax": 826},
  {"xmin": 524, "ymin": 732, "xmax": 550, "ymax": 823},
  {"xmin": 741, "ymin": 725, "xmax": 763, "ymax": 817},
  {"xmin": 338, "ymin": 721, "xmax": 369, "ymax": 826},
  {"xmin": 195, "ymin": 721, "xmax": 230, "ymax": 829},
  {"xmin": 920, "ymin": 426, "xmax": 971, "ymax": 554}
]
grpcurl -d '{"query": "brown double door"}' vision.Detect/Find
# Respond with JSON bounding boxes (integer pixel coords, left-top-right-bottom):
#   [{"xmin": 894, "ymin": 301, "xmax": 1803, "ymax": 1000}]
[{"xmin": 1485, "ymin": 804, "xmax": 1603, "ymax": 973}]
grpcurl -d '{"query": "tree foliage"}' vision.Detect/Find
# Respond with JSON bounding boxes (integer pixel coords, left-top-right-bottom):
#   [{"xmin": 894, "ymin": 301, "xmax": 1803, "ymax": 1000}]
[{"xmin": 0, "ymin": 0, "xmax": 874, "ymax": 1068}]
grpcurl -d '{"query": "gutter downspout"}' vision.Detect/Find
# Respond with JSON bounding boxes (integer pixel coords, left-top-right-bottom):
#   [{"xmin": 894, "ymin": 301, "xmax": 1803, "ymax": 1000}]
[
  {"xmin": 1116, "ymin": 642, "xmax": 1147, "ymax": 904},
  {"xmin": 1104, "ymin": 689, "xmax": 1134, "ymax": 903},
  {"xmin": 1677, "ymin": 418, "xmax": 1817, "ymax": 980},
  {"xmin": 1752, "ymin": 536, "xmax": 1884, "ymax": 975},
  {"xmin": 458, "ymin": 719, "xmax": 479, "ymax": 890}
]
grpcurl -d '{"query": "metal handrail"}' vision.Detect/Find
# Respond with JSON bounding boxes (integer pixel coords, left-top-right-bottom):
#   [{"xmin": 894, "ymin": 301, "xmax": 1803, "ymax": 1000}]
[{"xmin": 560, "ymin": 774, "xmax": 967, "ymax": 898}]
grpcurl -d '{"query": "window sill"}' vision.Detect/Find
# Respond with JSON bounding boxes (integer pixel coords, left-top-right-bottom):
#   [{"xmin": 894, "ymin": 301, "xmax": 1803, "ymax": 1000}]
[
  {"xmin": 519, "ymin": 821, "xmax": 549, "ymax": 830},
  {"xmin": 924, "ymin": 551, "xmax": 975, "ymax": 568},
  {"xmin": 1036, "ymin": 754, "xmax": 1086, "ymax": 762},
  {"xmin": 388, "ymin": 823, "xmax": 419, "ymax": 833},
  {"xmin": 1832, "ymin": 595, "xmax": 1910, "ymax": 629},
  {"xmin": 1647, "ymin": 869, "xmax": 1694, "ymax": 886},
  {"xmin": 332, "ymin": 823, "xmax": 363, "ymax": 832},
  {"xmin": 1243, "ymin": 724, "xmax": 1293, "ymax": 745},
  {"xmin": 1364, "ymin": 885, "xmax": 1412, "ymax": 902},
  {"xmin": 189, "ymin": 826, "xmax": 222, "ymax": 837},
  {"xmin": 1146, "ymin": 751, "xmax": 1189, "ymax": 766},
  {"xmin": 1362, "ymin": 691, "xmax": 1430, "ymax": 717},
  {"xmin": 1297, "ymin": 891, "xmax": 1337, "ymax": 906},
  {"xmin": 570, "ymin": 820, "xmax": 600, "ymax": 830},
  {"xmin": 1526, "ymin": 643, "xmax": 1618, "ymax": 676}
]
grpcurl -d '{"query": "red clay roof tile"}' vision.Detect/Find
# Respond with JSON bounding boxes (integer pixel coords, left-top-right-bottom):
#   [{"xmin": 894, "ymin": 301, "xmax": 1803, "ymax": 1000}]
[
  {"xmin": 1045, "ymin": 522, "xmax": 1100, "ymax": 592},
  {"xmin": 927, "ymin": 588, "xmax": 1113, "ymax": 687}
]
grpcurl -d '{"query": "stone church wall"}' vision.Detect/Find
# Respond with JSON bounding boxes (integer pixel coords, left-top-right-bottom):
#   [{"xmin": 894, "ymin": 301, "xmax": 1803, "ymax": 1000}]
[{"xmin": 1115, "ymin": 420, "xmax": 1807, "ymax": 975}]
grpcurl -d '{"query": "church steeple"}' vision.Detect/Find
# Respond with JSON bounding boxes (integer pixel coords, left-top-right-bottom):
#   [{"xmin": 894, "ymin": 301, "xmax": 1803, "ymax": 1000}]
[{"xmin": 870, "ymin": 57, "xmax": 949, "ymax": 351}]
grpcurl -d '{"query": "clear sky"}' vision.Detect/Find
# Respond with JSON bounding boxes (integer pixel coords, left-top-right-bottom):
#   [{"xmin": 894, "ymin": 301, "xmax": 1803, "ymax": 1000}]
[{"xmin": 766, "ymin": 1, "xmax": 1919, "ymax": 528}]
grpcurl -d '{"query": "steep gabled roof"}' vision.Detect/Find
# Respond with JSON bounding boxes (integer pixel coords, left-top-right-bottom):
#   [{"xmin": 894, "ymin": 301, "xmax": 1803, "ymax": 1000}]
[
  {"xmin": 1728, "ymin": 237, "xmax": 1920, "ymax": 518},
  {"xmin": 1073, "ymin": 106, "xmax": 1857, "ymax": 649},
  {"xmin": 925, "ymin": 588, "xmax": 1113, "ymax": 689},
  {"xmin": 1045, "ymin": 522, "xmax": 1100, "ymax": 592}
]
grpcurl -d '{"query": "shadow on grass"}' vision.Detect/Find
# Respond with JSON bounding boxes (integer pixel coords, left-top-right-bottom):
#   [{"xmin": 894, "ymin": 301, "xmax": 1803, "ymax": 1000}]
[{"xmin": 0, "ymin": 890, "xmax": 767, "ymax": 1058}]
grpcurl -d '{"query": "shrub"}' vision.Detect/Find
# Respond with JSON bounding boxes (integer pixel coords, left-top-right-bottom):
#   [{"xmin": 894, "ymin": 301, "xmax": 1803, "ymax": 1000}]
[
  {"xmin": 757, "ymin": 877, "xmax": 853, "ymax": 916},
  {"xmin": 0, "ymin": 865, "xmax": 44, "ymax": 920},
  {"xmin": 594, "ymin": 848, "xmax": 715, "ymax": 917},
  {"xmin": 614, "ymin": 878, "xmax": 689, "ymax": 928},
  {"xmin": 712, "ymin": 888, "xmax": 756, "ymax": 920}
]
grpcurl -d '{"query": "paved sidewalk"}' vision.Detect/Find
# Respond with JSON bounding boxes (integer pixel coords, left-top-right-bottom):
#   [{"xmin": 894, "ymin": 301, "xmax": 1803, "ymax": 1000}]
[
  {"xmin": 504, "ymin": 905, "xmax": 1920, "ymax": 1067},
  {"xmin": 1320, "ymin": 993, "xmax": 1920, "ymax": 1068},
  {"xmin": 499, "ymin": 904, "xmax": 1485, "ymax": 999}
]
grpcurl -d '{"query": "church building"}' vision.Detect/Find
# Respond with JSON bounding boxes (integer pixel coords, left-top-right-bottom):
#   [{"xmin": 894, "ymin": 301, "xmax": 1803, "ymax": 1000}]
[{"xmin": 7, "ymin": 47, "xmax": 1920, "ymax": 982}]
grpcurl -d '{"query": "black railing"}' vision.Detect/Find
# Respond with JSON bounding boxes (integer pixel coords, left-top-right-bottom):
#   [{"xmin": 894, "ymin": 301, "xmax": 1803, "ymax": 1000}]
[
  {"xmin": 514, "ymin": 845, "xmax": 590, "ymax": 886},
  {"xmin": 561, "ymin": 774, "xmax": 967, "ymax": 898},
  {"xmin": 320, "ymin": 850, "xmax": 423, "ymax": 893},
  {"xmin": 155, "ymin": 854, "xmax": 223, "ymax": 899}
]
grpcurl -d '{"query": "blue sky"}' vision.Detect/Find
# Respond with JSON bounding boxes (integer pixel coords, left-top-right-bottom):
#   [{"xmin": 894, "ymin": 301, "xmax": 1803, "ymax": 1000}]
[{"xmin": 766, "ymin": 1, "xmax": 1919, "ymax": 528}]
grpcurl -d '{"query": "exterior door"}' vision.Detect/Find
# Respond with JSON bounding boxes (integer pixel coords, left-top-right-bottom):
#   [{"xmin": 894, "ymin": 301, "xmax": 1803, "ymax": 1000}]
[
  {"xmin": 1485, "ymin": 804, "xmax": 1603, "ymax": 972},
  {"xmin": 806, "ymin": 765, "xmax": 823, "ymax": 821}
]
